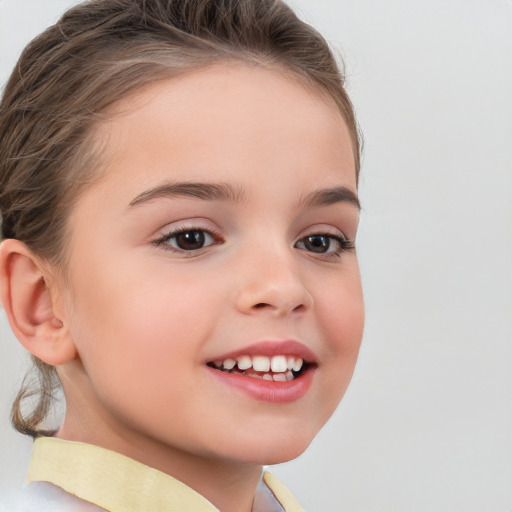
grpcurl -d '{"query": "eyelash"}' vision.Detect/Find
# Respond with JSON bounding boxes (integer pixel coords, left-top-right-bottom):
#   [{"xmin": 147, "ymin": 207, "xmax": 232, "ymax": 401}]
[
  {"xmin": 152, "ymin": 227, "xmax": 355, "ymax": 258},
  {"xmin": 153, "ymin": 226, "xmax": 223, "ymax": 254},
  {"xmin": 294, "ymin": 234, "xmax": 355, "ymax": 259}
]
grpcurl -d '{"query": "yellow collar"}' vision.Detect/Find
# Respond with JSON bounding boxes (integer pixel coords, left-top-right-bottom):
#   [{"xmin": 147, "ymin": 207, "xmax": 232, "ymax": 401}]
[{"xmin": 26, "ymin": 437, "xmax": 303, "ymax": 512}]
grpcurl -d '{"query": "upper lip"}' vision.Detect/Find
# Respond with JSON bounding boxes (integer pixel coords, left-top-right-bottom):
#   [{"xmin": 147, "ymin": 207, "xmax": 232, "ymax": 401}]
[{"xmin": 206, "ymin": 340, "xmax": 318, "ymax": 364}]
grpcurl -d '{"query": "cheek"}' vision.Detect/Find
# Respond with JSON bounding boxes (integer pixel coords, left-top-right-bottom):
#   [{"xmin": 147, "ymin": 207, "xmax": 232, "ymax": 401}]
[
  {"xmin": 63, "ymin": 268, "xmax": 222, "ymax": 431},
  {"xmin": 314, "ymin": 265, "xmax": 364, "ymax": 399},
  {"xmin": 66, "ymin": 262, "xmax": 223, "ymax": 384},
  {"xmin": 319, "ymin": 264, "xmax": 365, "ymax": 349}
]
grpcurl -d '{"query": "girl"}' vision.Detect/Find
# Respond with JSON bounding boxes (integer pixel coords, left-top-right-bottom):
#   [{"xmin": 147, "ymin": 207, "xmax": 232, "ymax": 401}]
[{"xmin": 0, "ymin": 0, "xmax": 364, "ymax": 510}]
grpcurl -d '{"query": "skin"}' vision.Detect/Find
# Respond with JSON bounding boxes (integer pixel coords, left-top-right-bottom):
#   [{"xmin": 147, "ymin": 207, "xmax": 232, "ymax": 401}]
[{"xmin": 2, "ymin": 63, "xmax": 364, "ymax": 512}]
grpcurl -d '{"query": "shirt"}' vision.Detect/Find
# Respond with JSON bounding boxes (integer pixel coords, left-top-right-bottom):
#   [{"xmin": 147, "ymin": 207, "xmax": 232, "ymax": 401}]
[{"xmin": 6, "ymin": 437, "xmax": 304, "ymax": 512}]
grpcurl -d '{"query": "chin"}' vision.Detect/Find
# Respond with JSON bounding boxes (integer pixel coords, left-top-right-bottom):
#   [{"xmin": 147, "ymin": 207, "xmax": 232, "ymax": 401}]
[
  {"xmin": 223, "ymin": 425, "xmax": 318, "ymax": 466},
  {"xmin": 260, "ymin": 447, "xmax": 310, "ymax": 465},
  {"xmin": 246, "ymin": 442, "xmax": 312, "ymax": 466}
]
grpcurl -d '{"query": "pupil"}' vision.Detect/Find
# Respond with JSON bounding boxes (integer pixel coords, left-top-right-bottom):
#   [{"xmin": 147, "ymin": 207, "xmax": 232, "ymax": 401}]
[
  {"xmin": 176, "ymin": 230, "xmax": 205, "ymax": 250},
  {"xmin": 306, "ymin": 235, "xmax": 329, "ymax": 253}
]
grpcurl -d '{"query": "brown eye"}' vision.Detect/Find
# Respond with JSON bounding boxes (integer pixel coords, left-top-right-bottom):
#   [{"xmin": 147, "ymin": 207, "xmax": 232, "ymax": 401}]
[
  {"xmin": 295, "ymin": 233, "xmax": 351, "ymax": 256},
  {"xmin": 300, "ymin": 234, "xmax": 331, "ymax": 253},
  {"xmin": 164, "ymin": 229, "xmax": 215, "ymax": 251},
  {"xmin": 175, "ymin": 230, "xmax": 206, "ymax": 250}
]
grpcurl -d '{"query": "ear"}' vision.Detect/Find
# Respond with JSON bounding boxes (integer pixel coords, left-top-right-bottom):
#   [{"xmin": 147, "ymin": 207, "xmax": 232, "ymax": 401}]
[{"xmin": 0, "ymin": 239, "xmax": 77, "ymax": 365}]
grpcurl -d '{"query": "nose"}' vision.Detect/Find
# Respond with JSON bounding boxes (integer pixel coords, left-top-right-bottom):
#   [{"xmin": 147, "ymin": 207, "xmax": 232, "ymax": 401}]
[{"xmin": 234, "ymin": 246, "xmax": 313, "ymax": 317}]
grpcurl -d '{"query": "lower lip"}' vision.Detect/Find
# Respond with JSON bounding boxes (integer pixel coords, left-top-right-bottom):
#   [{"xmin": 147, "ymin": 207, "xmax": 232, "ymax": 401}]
[{"xmin": 206, "ymin": 367, "xmax": 315, "ymax": 404}]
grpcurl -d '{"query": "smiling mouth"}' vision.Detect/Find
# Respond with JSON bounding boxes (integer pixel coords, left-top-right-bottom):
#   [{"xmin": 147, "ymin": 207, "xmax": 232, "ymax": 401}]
[{"xmin": 206, "ymin": 355, "xmax": 313, "ymax": 382}]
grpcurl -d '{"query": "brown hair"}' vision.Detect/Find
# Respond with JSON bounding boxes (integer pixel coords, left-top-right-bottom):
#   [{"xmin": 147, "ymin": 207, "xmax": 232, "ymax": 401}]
[{"xmin": 0, "ymin": 0, "xmax": 361, "ymax": 438}]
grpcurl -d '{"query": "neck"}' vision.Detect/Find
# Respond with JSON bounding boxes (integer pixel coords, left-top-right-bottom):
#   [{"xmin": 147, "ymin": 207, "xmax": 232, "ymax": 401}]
[{"xmin": 57, "ymin": 401, "xmax": 262, "ymax": 512}]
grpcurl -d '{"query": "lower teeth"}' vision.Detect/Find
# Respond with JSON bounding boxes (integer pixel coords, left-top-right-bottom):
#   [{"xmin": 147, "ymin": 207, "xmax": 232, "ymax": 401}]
[{"xmin": 220, "ymin": 368, "xmax": 297, "ymax": 381}]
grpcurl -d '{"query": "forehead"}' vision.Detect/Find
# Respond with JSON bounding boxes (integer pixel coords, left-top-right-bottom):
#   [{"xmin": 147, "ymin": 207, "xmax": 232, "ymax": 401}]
[
  {"xmin": 99, "ymin": 62, "xmax": 348, "ymax": 156},
  {"xmin": 79, "ymin": 63, "xmax": 357, "ymax": 216}
]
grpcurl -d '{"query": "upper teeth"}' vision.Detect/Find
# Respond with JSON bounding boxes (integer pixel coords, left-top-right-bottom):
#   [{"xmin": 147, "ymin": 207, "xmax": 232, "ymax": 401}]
[{"xmin": 215, "ymin": 355, "xmax": 304, "ymax": 373}]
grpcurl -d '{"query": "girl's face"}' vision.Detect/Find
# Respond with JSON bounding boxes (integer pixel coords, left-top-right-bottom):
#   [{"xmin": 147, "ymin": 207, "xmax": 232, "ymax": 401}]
[{"xmin": 57, "ymin": 64, "xmax": 364, "ymax": 466}]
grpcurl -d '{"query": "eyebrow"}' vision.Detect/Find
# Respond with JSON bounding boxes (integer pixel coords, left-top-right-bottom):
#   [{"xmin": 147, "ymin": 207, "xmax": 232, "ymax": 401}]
[
  {"xmin": 299, "ymin": 186, "xmax": 361, "ymax": 210},
  {"xmin": 129, "ymin": 181, "xmax": 246, "ymax": 207},
  {"xmin": 128, "ymin": 181, "xmax": 360, "ymax": 210}
]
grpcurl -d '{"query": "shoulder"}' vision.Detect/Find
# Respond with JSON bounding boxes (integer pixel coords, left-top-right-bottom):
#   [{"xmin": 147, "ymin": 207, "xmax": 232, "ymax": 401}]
[{"xmin": 1, "ymin": 482, "xmax": 106, "ymax": 512}]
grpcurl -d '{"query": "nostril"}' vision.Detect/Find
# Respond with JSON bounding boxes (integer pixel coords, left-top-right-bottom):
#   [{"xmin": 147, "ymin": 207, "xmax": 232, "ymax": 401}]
[{"xmin": 252, "ymin": 302, "xmax": 306, "ymax": 312}]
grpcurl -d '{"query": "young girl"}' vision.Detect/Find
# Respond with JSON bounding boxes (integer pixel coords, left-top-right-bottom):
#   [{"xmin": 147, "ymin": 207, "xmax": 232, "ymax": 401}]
[{"xmin": 0, "ymin": 0, "xmax": 364, "ymax": 510}]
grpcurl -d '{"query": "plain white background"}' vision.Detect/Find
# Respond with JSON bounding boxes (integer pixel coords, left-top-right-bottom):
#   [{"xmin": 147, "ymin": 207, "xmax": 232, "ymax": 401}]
[{"xmin": 1, "ymin": 1, "xmax": 511, "ymax": 510}]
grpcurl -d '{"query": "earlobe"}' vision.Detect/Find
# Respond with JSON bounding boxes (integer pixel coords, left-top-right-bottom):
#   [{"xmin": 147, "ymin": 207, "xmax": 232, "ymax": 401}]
[{"xmin": 0, "ymin": 239, "xmax": 77, "ymax": 365}]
